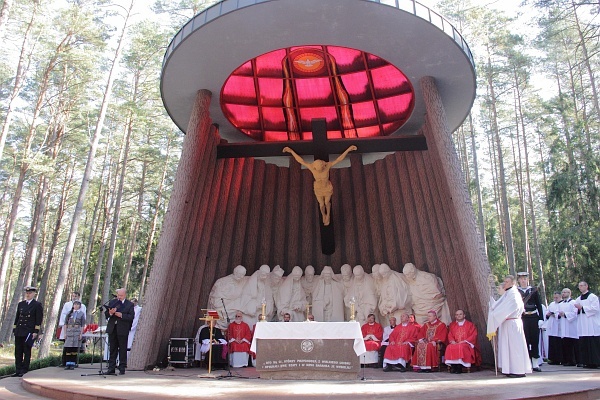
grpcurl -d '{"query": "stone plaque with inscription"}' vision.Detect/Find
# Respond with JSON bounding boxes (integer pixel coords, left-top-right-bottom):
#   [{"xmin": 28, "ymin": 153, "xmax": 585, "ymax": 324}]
[{"xmin": 256, "ymin": 338, "xmax": 359, "ymax": 379}]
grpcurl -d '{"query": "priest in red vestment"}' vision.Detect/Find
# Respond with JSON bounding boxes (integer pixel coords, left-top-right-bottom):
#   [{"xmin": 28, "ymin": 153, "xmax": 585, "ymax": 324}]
[
  {"xmin": 444, "ymin": 309, "xmax": 481, "ymax": 373},
  {"xmin": 227, "ymin": 312, "xmax": 252, "ymax": 367},
  {"xmin": 361, "ymin": 313, "xmax": 383, "ymax": 351},
  {"xmin": 411, "ymin": 310, "xmax": 448, "ymax": 372},
  {"xmin": 383, "ymin": 313, "xmax": 419, "ymax": 372}
]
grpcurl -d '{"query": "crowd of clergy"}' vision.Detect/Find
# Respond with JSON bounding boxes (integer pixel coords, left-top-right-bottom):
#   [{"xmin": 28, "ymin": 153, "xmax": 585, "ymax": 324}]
[{"xmin": 194, "ymin": 263, "xmax": 600, "ymax": 377}]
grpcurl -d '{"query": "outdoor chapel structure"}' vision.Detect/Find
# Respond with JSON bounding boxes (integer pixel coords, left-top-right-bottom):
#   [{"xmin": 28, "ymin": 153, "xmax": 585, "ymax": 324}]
[{"xmin": 130, "ymin": 0, "xmax": 493, "ymax": 370}]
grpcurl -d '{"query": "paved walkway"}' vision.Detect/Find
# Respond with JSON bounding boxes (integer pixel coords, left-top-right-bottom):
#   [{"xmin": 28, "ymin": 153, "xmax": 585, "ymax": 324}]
[{"xmin": 2, "ymin": 364, "xmax": 599, "ymax": 400}]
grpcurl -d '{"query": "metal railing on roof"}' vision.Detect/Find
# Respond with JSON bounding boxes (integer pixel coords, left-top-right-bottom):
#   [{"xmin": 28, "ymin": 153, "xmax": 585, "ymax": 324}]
[{"xmin": 163, "ymin": 0, "xmax": 475, "ymax": 71}]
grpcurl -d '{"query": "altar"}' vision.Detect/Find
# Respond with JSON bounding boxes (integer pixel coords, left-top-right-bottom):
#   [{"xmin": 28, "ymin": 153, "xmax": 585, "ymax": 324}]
[{"xmin": 250, "ymin": 321, "xmax": 366, "ymax": 380}]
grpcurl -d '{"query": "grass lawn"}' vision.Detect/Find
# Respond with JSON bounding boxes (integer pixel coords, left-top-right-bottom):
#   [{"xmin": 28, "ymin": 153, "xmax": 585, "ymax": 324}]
[{"xmin": 0, "ymin": 342, "xmax": 63, "ymax": 368}]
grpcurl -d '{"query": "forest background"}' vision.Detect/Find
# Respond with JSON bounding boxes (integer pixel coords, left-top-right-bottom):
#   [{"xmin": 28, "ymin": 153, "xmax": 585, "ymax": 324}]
[{"xmin": 0, "ymin": 0, "xmax": 597, "ymax": 358}]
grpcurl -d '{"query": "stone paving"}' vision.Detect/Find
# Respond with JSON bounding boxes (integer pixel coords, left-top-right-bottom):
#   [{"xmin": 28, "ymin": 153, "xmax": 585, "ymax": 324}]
[{"xmin": 1, "ymin": 363, "xmax": 599, "ymax": 400}]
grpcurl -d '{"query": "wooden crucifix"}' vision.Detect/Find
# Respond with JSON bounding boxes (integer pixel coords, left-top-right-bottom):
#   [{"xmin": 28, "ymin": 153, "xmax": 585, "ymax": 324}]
[{"xmin": 217, "ymin": 119, "xmax": 427, "ymax": 255}]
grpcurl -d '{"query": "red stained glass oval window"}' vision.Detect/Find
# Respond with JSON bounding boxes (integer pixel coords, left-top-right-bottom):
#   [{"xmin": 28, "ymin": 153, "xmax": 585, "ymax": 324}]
[{"xmin": 221, "ymin": 45, "xmax": 414, "ymax": 142}]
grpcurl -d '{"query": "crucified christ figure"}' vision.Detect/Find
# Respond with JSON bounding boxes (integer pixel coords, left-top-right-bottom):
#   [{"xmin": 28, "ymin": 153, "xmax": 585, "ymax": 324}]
[{"xmin": 283, "ymin": 145, "xmax": 357, "ymax": 226}]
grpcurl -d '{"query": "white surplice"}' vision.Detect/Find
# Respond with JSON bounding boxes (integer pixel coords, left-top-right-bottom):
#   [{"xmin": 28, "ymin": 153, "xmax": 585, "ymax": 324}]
[
  {"xmin": 487, "ymin": 285, "xmax": 532, "ymax": 375},
  {"xmin": 575, "ymin": 292, "xmax": 600, "ymax": 336},
  {"xmin": 558, "ymin": 299, "xmax": 578, "ymax": 339}
]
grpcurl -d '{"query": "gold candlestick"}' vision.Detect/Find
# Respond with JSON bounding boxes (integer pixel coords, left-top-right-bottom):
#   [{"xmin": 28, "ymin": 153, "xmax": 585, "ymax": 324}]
[
  {"xmin": 260, "ymin": 299, "xmax": 266, "ymax": 322},
  {"xmin": 305, "ymin": 304, "xmax": 312, "ymax": 321}
]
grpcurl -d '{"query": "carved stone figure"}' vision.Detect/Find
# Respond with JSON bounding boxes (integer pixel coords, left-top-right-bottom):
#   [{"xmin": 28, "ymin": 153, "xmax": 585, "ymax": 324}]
[
  {"xmin": 276, "ymin": 266, "xmax": 307, "ymax": 321},
  {"xmin": 345, "ymin": 265, "xmax": 378, "ymax": 325},
  {"xmin": 312, "ymin": 266, "xmax": 345, "ymax": 322},
  {"xmin": 240, "ymin": 265, "xmax": 273, "ymax": 325},
  {"xmin": 270, "ymin": 265, "xmax": 285, "ymax": 321},
  {"xmin": 283, "ymin": 145, "xmax": 357, "ymax": 225},
  {"xmin": 301, "ymin": 265, "xmax": 319, "ymax": 304},
  {"xmin": 402, "ymin": 262, "xmax": 451, "ymax": 324},
  {"xmin": 377, "ymin": 263, "xmax": 412, "ymax": 326},
  {"xmin": 207, "ymin": 265, "xmax": 248, "ymax": 328},
  {"xmin": 339, "ymin": 264, "xmax": 354, "ymax": 320}
]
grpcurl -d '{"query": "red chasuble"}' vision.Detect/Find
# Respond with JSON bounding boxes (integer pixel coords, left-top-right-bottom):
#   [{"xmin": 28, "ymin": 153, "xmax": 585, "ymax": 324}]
[
  {"xmin": 227, "ymin": 321, "xmax": 252, "ymax": 353},
  {"xmin": 384, "ymin": 323, "xmax": 419, "ymax": 361},
  {"xmin": 411, "ymin": 319, "xmax": 448, "ymax": 368},
  {"xmin": 444, "ymin": 320, "xmax": 480, "ymax": 365},
  {"xmin": 361, "ymin": 322, "xmax": 384, "ymax": 351}
]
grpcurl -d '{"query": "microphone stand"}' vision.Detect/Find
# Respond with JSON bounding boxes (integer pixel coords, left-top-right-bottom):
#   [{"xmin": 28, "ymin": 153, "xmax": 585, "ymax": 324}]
[
  {"xmin": 82, "ymin": 299, "xmax": 112, "ymax": 378},
  {"xmin": 220, "ymin": 298, "xmax": 234, "ymax": 378}
]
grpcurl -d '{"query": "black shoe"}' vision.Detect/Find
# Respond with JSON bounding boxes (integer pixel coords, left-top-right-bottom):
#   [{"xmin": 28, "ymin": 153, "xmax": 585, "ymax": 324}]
[
  {"xmin": 577, "ymin": 364, "xmax": 584, "ymax": 367},
  {"xmin": 507, "ymin": 373, "xmax": 526, "ymax": 378},
  {"xmin": 11, "ymin": 373, "xmax": 23, "ymax": 377},
  {"xmin": 119, "ymin": 370, "xmax": 125, "ymax": 375},
  {"xmin": 396, "ymin": 365, "xmax": 407, "ymax": 372},
  {"xmin": 104, "ymin": 369, "xmax": 116, "ymax": 375},
  {"xmin": 383, "ymin": 365, "xmax": 392, "ymax": 372},
  {"xmin": 532, "ymin": 367, "xmax": 542, "ymax": 372},
  {"xmin": 563, "ymin": 363, "xmax": 575, "ymax": 367}
]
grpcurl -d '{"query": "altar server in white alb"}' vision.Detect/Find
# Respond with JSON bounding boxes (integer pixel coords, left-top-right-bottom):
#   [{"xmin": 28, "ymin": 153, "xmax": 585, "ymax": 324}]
[
  {"xmin": 487, "ymin": 275, "xmax": 532, "ymax": 378},
  {"xmin": 574, "ymin": 281, "xmax": 600, "ymax": 368},
  {"xmin": 558, "ymin": 288, "xmax": 579, "ymax": 366},
  {"xmin": 544, "ymin": 292, "xmax": 563, "ymax": 364}
]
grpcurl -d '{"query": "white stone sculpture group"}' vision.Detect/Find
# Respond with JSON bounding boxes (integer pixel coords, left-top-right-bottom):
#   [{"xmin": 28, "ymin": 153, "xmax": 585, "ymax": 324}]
[{"xmin": 207, "ymin": 262, "xmax": 451, "ymax": 328}]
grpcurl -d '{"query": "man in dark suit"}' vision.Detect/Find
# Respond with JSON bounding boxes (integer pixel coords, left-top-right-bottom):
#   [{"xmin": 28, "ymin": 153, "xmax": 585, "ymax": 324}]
[
  {"xmin": 13, "ymin": 286, "xmax": 43, "ymax": 377},
  {"xmin": 104, "ymin": 288, "xmax": 135, "ymax": 375}
]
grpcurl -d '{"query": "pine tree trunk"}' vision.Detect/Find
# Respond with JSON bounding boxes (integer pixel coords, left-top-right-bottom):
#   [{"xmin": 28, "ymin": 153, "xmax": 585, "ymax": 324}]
[
  {"xmin": 0, "ymin": 177, "xmax": 47, "ymax": 342},
  {"xmin": 0, "ymin": 1, "xmax": 38, "ymax": 161},
  {"xmin": 139, "ymin": 137, "xmax": 172, "ymax": 299},
  {"xmin": 37, "ymin": 164, "xmax": 73, "ymax": 307},
  {"xmin": 487, "ymin": 52, "xmax": 516, "ymax": 275},
  {"xmin": 37, "ymin": 1, "xmax": 133, "ymax": 358},
  {"xmin": 468, "ymin": 113, "xmax": 486, "ymax": 248}
]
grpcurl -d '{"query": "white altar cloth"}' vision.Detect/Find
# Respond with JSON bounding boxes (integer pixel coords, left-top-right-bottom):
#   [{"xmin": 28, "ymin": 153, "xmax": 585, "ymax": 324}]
[{"xmin": 250, "ymin": 321, "xmax": 366, "ymax": 356}]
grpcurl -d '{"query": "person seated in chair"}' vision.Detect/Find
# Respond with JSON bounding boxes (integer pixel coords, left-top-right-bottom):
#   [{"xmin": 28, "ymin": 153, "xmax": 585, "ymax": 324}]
[
  {"xmin": 227, "ymin": 312, "xmax": 252, "ymax": 367},
  {"xmin": 361, "ymin": 313, "xmax": 383, "ymax": 366},
  {"xmin": 199, "ymin": 323, "xmax": 228, "ymax": 369},
  {"xmin": 383, "ymin": 313, "xmax": 419, "ymax": 372},
  {"xmin": 445, "ymin": 309, "xmax": 480, "ymax": 373},
  {"xmin": 379, "ymin": 316, "xmax": 397, "ymax": 368},
  {"xmin": 412, "ymin": 310, "xmax": 447, "ymax": 372}
]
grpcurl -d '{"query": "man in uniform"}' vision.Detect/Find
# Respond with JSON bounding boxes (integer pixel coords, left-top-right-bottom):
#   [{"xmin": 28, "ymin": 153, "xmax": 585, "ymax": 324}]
[
  {"xmin": 12, "ymin": 286, "xmax": 43, "ymax": 377},
  {"xmin": 517, "ymin": 271, "xmax": 544, "ymax": 372}
]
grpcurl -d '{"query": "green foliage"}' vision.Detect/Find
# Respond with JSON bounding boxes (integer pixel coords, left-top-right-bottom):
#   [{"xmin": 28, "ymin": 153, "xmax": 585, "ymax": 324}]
[{"xmin": 0, "ymin": 352, "xmax": 102, "ymax": 376}]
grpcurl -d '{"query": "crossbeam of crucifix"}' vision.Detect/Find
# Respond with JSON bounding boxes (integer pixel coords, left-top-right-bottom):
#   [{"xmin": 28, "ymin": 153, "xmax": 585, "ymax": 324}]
[{"xmin": 216, "ymin": 119, "xmax": 428, "ymax": 255}]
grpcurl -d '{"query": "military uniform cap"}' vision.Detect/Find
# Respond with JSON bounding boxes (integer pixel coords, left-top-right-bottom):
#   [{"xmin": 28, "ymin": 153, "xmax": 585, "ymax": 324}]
[
  {"xmin": 516, "ymin": 272, "xmax": 529, "ymax": 277},
  {"xmin": 24, "ymin": 286, "xmax": 38, "ymax": 292}
]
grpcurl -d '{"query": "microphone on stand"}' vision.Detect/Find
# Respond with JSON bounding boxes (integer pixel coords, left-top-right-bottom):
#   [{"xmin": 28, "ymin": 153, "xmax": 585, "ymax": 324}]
[{"xmin": 221, "ymin": 298, "xmax": 230, "ymax": 323}]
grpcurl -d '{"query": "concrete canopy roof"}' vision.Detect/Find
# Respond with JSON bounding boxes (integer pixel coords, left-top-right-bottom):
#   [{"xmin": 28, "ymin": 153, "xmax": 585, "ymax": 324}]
[{"xmin": 161, "ymin": 0, "xmax": 476, "ymax": 164}]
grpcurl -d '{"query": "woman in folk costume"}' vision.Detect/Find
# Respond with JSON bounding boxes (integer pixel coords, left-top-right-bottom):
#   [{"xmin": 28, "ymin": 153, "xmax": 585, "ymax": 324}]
[
  {"xmin": 63, "ymin": 301, "xmax": 86, "ymax": 370},
  {"xmin": 411, "ymin": 310, "xmax": 447, "ymax": 372}
]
